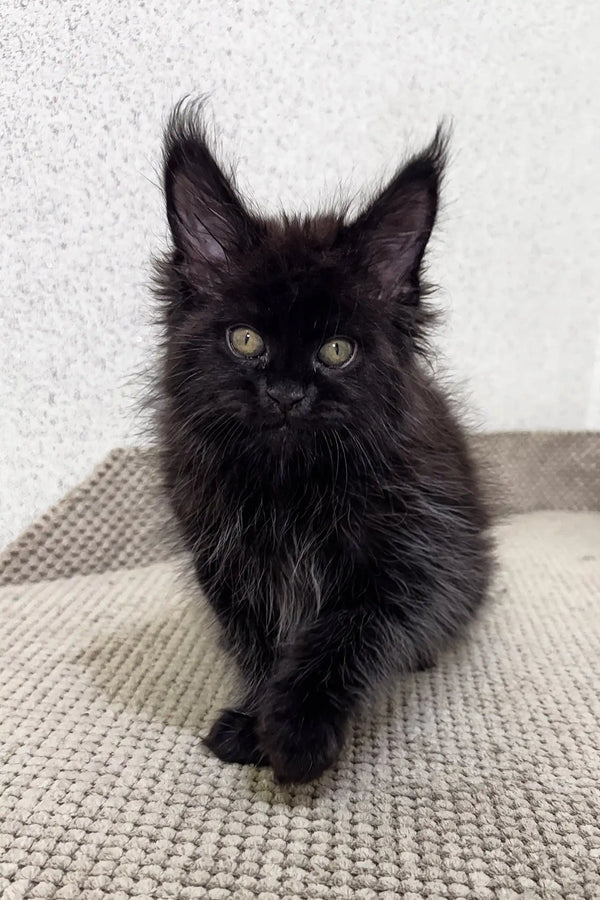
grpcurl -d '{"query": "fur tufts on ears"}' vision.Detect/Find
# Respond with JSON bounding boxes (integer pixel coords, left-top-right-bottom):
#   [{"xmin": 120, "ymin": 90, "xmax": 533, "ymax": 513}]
[
  {"xmin": 348, "ymin": 125, "xmax": 449, "ymax": 302},
  {"xmin": 163, "ymin": 98, "xmax": 257, "ymax": 266}
]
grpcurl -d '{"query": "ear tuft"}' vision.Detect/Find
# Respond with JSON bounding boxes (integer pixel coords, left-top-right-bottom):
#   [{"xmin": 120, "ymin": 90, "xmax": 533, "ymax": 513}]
[
  {"xmin": 349, "ymin": 124, "xmax": 449, "ymax": 301},
  {"xmin": 163, "ymin": 97, "xmax": 254, "ymax": 265}
]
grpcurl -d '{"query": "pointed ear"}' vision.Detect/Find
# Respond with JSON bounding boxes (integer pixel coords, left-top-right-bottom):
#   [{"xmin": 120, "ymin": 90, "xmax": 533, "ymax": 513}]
[
  {"xmin": 348, "ymin": 125, "xmax": 448, "ymax": 301},
  {"xmin": 163, "ymin": 100, "xmax": 256, "ymax": 265}
]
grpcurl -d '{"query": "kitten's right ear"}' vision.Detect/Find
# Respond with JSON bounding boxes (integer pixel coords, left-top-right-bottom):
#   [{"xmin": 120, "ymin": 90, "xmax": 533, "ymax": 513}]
[{"xmin": 163, "ymin": 100, "xmax": 255, "ymax": 265}]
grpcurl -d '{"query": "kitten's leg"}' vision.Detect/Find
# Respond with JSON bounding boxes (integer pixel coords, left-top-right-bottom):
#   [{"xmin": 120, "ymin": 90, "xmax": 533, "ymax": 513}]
[
  {"xmin": 204, "ymin": 697, "xmax": 269, "ymax": 766},
  {"xmin": 198, "ymin": 566, "xmax": 275, "ymax": 766},
  {"xmin": 257, "ymin": 602, "xmax": 428, "ymax": 783},
  {"xmin": 204, "ymin": 637, "xmax": 274, "ymax": 766}
]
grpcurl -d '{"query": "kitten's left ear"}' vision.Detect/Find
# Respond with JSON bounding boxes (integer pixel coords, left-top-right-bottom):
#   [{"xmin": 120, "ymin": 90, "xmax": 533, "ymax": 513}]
[{"xmin": 347, "ymin": 125, "xmax": 448, "ymax": 302}]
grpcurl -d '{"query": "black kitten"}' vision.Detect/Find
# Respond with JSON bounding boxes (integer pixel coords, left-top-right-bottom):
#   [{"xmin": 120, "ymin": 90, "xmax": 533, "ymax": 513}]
[{"xmin": 155, "ymin": 101, "xmax": 492, "ymax": 783}]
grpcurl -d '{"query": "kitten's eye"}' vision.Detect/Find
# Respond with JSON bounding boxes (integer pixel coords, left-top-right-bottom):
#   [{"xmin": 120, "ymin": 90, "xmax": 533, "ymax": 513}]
[
  {"xmin": 227, "ymin": 326, "xmax": 265, "ymax": 358},
  {"xmin": 317, "ymin": 337, "xmax": 356, "ymax": 368}
]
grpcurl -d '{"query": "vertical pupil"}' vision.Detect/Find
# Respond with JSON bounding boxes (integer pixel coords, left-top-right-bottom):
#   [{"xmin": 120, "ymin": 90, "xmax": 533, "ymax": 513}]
[
  {"xmin": 244, "ymin": 332, "xmax": 250, "ymax": 345},
  {"xmin": 333, "ymin": 342, "xmax": 339, "ymax": 356}
]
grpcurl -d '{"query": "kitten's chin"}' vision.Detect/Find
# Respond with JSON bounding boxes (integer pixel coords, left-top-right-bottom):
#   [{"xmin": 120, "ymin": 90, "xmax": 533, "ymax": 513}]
[
  {"xmin": 259, "ymin": 414, "xmax": 303, "ymax": 433},
  {"xmin": 260, "ymin": 421, "xmax": 297, "ymax": 441},
  {"xmin": 257, "ymin": 417, "xmax": 313, "ymax": 453}
]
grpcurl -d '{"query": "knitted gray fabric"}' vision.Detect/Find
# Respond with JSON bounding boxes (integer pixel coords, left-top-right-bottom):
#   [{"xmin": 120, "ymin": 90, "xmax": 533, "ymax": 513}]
[{"xmin": 1, "ymin": 436, "xmax": 599, "ymax": 898}]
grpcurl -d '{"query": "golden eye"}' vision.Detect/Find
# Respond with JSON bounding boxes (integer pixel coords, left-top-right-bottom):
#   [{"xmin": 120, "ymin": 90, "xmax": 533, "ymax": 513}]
[
  {"xmin": 317, "ymin": 337, "xmax": 356, "ymax": 368},
  {"xmin": 227, "ymin": 326, "xmax": 265, "ymax": 358}
]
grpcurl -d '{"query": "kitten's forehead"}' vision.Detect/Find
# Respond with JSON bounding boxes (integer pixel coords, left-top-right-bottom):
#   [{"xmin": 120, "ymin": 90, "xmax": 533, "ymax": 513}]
[
  {"xmin": 247, "ymin": 265, "xmax": 353, "ymax": 337},
  {"xmin": 241, "ymin": 221, "xmax": 358, "ymax": 334}
]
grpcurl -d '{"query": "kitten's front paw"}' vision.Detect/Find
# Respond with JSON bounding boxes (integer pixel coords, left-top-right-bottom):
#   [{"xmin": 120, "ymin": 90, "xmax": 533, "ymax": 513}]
[
  {"xmin": 258, "ymin": 701, "xmax": 345, "ymax": 784},
  {"xmin": 204, "ymin": 708, "xmax": 268, "ymax": 767}
]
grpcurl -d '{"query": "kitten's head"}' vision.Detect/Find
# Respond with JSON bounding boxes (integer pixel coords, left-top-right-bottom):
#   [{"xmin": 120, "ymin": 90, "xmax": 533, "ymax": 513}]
[{"xmin": 158, "ymin": 101, "xmax": 446, "ymax": 455}]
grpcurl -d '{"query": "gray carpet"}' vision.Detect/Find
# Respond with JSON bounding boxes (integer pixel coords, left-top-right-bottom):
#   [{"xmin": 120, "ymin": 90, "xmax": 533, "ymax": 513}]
[{"xmin": 1, "ymin": 437, "xmax": 599, "ymax": 898}]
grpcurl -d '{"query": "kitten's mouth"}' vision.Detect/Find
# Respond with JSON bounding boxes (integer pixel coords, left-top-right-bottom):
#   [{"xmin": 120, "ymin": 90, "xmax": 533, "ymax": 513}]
[
  {"xmin": 262, "ymin": 420, "xmax": 289, "ymax": 431},
  {"xmin": 261, "ymin": 414, "xmax": 306, "ymax": 433}
]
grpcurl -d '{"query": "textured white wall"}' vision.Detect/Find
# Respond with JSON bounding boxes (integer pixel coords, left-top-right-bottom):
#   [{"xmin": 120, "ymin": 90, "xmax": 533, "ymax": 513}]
[{"xmin": 2, "ymin": 0, "xmax": 600, "ymax": 549}]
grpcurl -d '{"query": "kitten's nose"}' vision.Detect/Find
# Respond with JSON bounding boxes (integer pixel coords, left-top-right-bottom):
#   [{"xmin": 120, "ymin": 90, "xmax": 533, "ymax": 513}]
[{"xmin": 266, "ymin": 383, "xmax": 306, "ymax": 412}]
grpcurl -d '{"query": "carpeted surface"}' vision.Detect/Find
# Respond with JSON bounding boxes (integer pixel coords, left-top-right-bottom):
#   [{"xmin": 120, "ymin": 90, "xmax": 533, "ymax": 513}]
[{"xmin": 1, "ymin": 438, "xmax": 599, "ymax": 898}]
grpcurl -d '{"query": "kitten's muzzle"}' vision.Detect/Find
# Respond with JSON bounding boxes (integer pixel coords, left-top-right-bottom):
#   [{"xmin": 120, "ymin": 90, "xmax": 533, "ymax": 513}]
[{"xmin": 265, "ymin": 383, "xmax": 306, "ymax": 413}]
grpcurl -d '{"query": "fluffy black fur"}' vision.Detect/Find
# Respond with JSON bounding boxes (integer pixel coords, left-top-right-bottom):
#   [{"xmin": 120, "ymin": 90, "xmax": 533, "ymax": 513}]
[{"xmin": 154, "ymin": 100, "xmax": 493, "ymax": 784}]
